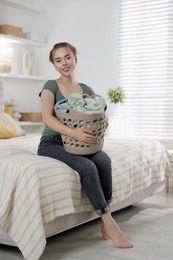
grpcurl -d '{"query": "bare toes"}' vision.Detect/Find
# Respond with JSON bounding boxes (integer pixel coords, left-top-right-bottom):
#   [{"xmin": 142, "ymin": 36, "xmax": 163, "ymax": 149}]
[{"xmin": 117, "ymin": 242, "xmax": 134, "ymax": 249}]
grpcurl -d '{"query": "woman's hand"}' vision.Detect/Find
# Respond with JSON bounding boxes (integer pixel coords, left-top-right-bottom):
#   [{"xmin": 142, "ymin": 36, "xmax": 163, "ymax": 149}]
[{"xmin": 72, "ymin": 128, "xmax": 96, "ymax": 144}]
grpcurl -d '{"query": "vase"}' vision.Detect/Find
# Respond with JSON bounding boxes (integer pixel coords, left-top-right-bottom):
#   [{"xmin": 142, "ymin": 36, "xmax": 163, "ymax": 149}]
[{"xmin": 108, "ymin": 103, "xmax": 125, "ymax": 117}]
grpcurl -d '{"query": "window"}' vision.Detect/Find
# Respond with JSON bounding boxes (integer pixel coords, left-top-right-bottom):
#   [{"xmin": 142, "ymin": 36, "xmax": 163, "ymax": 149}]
[{"xmin": 118, "ymin": 0, "xmax": 173, "ymax": 141}]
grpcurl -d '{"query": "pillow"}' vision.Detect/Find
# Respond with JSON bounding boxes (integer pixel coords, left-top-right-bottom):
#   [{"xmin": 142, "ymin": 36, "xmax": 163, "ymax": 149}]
[
  {"xmin": 0, "ymin": 121, "xmax": 17, "ymax": 139},
  {"xmin": 0, "ymin": 113, "xmax": 25, "ymax": 137}
]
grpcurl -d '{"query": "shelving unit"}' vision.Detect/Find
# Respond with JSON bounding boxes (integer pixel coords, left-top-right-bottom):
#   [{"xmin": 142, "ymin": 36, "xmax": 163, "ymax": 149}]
[
  {"xmin": 0, "ymin": 0, "xmax": 46, "ymax": 14},
  {"xmin": 0, "ymin": 34, "xmax": 46, "ymax": 80},
  {"xmin": 0, "ymin": 33, "xmax": 46, "ymax": 47},
  {"xmin": 0, "ymin": 0, "xmax": 47, "ymax": 132},
  {"xmin": 0, "ymin": 72, "xmax": 45, "ymax": 80}
]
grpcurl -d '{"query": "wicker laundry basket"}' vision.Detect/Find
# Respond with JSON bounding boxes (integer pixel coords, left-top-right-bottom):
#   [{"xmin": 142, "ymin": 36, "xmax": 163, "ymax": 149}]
[{"xmin": 54, "ymin": 106, "xmax": 106, "ymax": 155}]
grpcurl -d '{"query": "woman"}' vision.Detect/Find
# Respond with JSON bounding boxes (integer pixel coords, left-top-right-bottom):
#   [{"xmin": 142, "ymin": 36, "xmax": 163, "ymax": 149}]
[{"xmin": 37, "ymin": 42, "xmax": 133, "ymax": 249}]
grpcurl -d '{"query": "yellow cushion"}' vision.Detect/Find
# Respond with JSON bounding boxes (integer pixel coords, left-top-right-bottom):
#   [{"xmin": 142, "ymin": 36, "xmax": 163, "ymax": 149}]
[
  {"xmin": 0, "ymin": 121, "xmax": 17, "ymax": 139},
  {"xmin": 0, "ymin": 113, "xmax": 25, "ymax": 137}
]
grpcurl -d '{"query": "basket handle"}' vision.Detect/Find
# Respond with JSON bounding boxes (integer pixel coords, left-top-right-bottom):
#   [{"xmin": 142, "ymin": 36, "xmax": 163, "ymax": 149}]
[{"xmin": 83, "ymin": 94, "xmax": 101, "ymax": 99}]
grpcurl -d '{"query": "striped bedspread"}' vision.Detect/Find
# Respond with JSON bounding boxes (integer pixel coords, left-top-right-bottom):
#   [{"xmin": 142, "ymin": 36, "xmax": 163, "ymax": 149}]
[{"xmin": 0, "ymin": 134, "xmax": 172, "ymax": 260}]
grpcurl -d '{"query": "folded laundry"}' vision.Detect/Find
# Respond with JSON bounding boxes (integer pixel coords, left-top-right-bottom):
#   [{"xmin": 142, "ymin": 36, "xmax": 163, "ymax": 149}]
[
  {"xmin": 55, "ymin": 93, "xmax": 106, "ymax": 115},
  {"xmin": 55, "ymin": 98, "xmax": 70, "ymax": 113},
  {"xmin": 68, "ymin": 93, "xmax": 106, "ymax": 114}
]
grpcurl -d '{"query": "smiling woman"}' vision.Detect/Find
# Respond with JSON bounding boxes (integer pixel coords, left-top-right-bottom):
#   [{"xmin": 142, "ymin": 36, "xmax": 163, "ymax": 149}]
[{"xmin": 37, "ymin": 41, "xmax": 133, "ymax": 249}]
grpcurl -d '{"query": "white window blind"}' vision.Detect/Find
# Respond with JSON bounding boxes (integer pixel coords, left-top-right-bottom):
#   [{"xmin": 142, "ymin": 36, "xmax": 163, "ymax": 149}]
[{"xmin": 118, "ymin": 0, "xmax": 173, "ymax": 140}]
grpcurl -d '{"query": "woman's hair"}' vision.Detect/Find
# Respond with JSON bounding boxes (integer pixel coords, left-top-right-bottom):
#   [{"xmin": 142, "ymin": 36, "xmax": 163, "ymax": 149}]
[{"xmin": 49, "ymin": 42, "xmax": 77, "ymax": 64}]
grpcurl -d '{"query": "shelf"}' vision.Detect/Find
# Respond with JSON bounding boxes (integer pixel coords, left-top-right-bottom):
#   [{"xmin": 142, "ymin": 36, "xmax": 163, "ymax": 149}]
[
  {"xmin": 0, "ymin": 34, "xmax": 46, "ymax": 47},
  {"xmin": 0, "ymin": 0, "xmax": 46, "ymax": 14},
  {"xmin": 0, "ymin": 72, "xmax": 46, "ymax": 80},
  {"xmin": 18, "ymin": 121, "xmax": 44, "ymax": 133},
  {"xmin": 18, "ymin": 121, "xmax": 43, "ymax": 126}
]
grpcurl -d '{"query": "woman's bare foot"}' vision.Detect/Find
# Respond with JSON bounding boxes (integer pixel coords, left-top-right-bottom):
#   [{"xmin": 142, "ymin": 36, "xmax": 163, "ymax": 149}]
[
  {"xmin": 101, "ymin": 212, "xmax": 133, "ymax": 249},
  {"xmin": 101, "ymin": 203, "xmax": 111, "ymax": 240},
  {"xmin": 101, "ymin": 222, "xmax": 110, "ymax": 240}
]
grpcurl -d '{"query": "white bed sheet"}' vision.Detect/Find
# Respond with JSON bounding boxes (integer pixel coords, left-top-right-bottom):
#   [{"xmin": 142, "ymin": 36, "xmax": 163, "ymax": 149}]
[{"xmin": 0, "ymin": 134, "xmax": 172, "ymax": 260}]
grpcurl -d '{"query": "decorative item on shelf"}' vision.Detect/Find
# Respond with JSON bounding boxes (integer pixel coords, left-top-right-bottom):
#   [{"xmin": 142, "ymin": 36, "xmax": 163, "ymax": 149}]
[
  {"xmin": 5, "ymin": 99, "xmax": 21, "ymax": 121},
  {"xmin": 107, "ymin": 86, "xmax": 126, "ymax": 117},
  {"xmin": 4, "ymin": 101, "xmax": 13, "ymax": 116},
  {"xmin": 0, "ymin": 24, "xmax": 23, "ymax": 38},
  {"xmin": 11, "ymin": 99, "xmax": 21, "ymax": 121},
  {"xmin": 22, "ymin": 48, "xmax": 30, "ymax": 75},
  {"xmin": 22, "ymin": 48, "xmax": 38, "ymax": 75},
  {"xmin": 20, "ymin": 112, "xmax": 42, "ymax": 122},
  {"xmin": 23, "ymin": 32, "xmax": 47, "ymax": 44},
  {"xmin": 12, "ymin": 107, "xmax": 21, "ymax": 122},
  {"xmin": 30, "ymin": 49, "xmax": 38, "ymax": 75},
  {"xmin": 0, "ymin": 45, "xmax": 14, "ymax": 73}
]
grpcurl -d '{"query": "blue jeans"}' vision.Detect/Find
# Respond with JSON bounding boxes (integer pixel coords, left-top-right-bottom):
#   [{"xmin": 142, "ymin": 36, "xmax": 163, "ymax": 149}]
[{"xmin": 37, "ymin": 135, "xmax": 112, "ymax": 215}]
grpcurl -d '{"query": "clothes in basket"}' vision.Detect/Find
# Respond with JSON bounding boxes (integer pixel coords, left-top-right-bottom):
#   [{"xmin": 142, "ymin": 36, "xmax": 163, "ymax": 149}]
[{"xmin": 54, "ymin": 93, "xmax": 107, "ymax": 155}]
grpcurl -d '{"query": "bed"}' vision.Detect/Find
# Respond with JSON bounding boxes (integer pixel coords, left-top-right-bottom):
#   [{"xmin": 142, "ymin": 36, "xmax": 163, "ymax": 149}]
[{"xmin": 0, "ymin": 133, "xmax": 173, "ymax": 260}]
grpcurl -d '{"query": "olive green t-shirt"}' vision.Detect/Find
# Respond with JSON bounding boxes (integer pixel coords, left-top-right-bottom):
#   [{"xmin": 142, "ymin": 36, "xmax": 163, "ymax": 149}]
[{"xmin": 40, "ymin": 80, "xmax": 95, "ymax": 136}]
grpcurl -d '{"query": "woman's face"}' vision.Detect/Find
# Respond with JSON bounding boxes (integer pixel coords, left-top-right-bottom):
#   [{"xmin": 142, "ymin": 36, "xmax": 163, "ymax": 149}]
[{"xmin": 53, "ymin": 47, "xmax": 77, "ymax": 76}]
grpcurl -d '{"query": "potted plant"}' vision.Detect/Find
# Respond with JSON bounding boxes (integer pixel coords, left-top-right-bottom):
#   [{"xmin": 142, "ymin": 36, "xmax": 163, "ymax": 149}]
[
  {"xmin": 107, "ymin": 86, "xmax": 126, "ymax": 104},
  {"xmin": 107, "ymin": 86, "xmax": 126, "ymax": 117}
]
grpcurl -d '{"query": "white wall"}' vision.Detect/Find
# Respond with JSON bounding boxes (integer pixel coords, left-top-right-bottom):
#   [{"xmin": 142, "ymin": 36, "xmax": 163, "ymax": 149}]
[{"xmin": 0, "ymin": 0, "xmax": 119, "ymax": 113}]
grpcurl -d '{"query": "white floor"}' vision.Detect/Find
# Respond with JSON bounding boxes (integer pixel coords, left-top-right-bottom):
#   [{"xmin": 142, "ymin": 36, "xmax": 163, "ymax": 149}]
[{"xmin": 0, "ymin": 191, "xmax": 173, "ymax": 260}]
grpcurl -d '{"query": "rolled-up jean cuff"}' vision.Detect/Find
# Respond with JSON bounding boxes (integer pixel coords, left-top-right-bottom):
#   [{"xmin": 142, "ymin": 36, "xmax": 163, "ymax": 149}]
[
  {"xmin": 96, "ymin": 206, "xmax": 110, "ymax": 215},
  {"xmin": 106, "ymin": 199, "xmax": 113, "ymax": 205}
]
